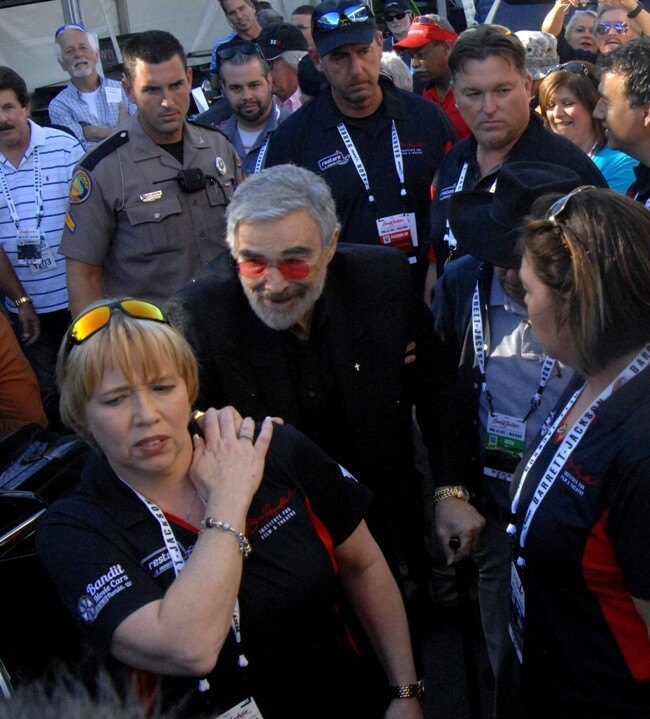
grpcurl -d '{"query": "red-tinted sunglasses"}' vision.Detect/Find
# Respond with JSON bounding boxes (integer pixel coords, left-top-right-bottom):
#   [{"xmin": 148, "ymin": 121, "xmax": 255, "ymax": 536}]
[{"xmin": 235, "ymin": 257, "xmax": 313, "ymax": 280}]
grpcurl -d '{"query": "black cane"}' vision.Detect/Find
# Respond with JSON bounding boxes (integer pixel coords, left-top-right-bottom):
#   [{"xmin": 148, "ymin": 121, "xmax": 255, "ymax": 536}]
[{"xmin": 449, "ymin": 536, "xmax": 482, "ymax": 719}]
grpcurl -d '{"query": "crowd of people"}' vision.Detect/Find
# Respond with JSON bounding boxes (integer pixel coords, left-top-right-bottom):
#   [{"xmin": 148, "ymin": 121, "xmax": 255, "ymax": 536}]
[{"xmin": 0, "ymin": 0, "xmax": 648, "ymax": 717}]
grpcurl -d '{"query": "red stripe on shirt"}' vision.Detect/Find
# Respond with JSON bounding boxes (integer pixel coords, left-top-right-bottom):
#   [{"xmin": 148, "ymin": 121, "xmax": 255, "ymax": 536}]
[{"xmin": 582, "ymin": 508, "xmax": 650, "ymax": 681}]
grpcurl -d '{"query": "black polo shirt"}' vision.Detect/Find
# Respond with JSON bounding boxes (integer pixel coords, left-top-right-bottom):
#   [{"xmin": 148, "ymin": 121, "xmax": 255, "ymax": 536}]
[
  {"xmin": 265, "ymin": 78, "xmax": 456, "ymax": 280},
  {"xmin": 628, "ymin": 162, "xmax": 650, "ymax": 208},
  {"xmin": 511, "ymin": 366, "xmax": 650, "ymax": 718},
  {"xmin": 429, "ymin": 113, "xmax": 608, "ymax": 270},
  {"xmin": 37, "ymin": 424, "xmax": 373, "ymax": 719}
]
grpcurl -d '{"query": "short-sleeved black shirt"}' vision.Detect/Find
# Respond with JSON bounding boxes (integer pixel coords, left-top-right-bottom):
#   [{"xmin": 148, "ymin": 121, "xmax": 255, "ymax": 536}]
[
  {"xmin": 429, "ymin": 113, "xmax": 608, "ymax": 270},
  {"xmin": 265, "ymin": 79, "xmax": 456, "ymax": 278},
  {"xmin": 511, "ymin": 366, "xmax": 650, "ymax": 718},
  {"xmin": 629, "ymin": 162, "xmax": 650, "ymax": 207},
  {"xmin": 37, "ymin": 424, "xmax": 374, "ymax": 718}
]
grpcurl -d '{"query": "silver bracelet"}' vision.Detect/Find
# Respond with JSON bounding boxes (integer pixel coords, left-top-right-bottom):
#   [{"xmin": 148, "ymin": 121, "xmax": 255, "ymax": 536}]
[{"xmin": 200, "ymin": 517, "xmax": 252, "ymax": 557}]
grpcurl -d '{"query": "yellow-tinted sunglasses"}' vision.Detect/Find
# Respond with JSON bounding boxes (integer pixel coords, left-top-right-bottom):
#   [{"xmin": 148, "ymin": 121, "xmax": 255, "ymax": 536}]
[{"xmin": 66, "ymin": 299, "xmax": 168, "ymax": 348}]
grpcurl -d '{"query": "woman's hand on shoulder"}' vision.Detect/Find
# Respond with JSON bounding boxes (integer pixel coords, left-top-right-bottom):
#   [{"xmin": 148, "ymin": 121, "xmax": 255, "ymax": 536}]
[{"xmin": 189, "ymin": 407, "xmax": 273, "ymax": 507}]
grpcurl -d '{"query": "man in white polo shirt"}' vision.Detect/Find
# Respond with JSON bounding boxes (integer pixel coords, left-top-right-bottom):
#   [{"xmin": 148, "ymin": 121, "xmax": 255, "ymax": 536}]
[{"xmin": 0, "ymin": 66, "xmax": 83, "ymax": 427}]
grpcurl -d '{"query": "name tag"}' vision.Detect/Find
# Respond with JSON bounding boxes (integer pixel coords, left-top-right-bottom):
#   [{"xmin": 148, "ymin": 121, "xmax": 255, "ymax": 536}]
[
  {"xmin": 214, "ymin": 697, "xmax": 264, "ymax": 719},
  {"xmin": 484, "ymin": 413, "xmax": 526, "ymax": 483},
  {"xmin": 16, "ymin": 228, "xmax": 42, "ymax": 265},
  {"xmin": 28, "ymin": 241, "xmax": 57, "ymax": 275},
  {"xmin": 376, "ymin": 212, "xmax": 418, "ymax": 264},
  {"xmin": 105, "ymin": 85, "xmax": 123, "ymax": 104}
]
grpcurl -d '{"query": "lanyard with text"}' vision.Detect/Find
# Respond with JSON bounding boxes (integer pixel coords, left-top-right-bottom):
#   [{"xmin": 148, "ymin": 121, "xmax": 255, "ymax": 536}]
[
  {"xmin": 120, "ymin": 480, "xmax": 249, "ymax": 691},
  {"xmin": 471, "ymin": 281, "xmax": 556, "ymax": 422},
  {"xmin": 253, "ymin": 107, "xmax": 280, "ymax": 175},
  {"xmin": 338, "ymin": 121, "xmax": 418, "ymax": 263},
  {"xmin": 508, "ymin": 342, "xmax": 650, "ymax": 554},
  {"xmin": 0, "ymin": 146, "xmax": 43, "ymax": 231},
  {"xmin": 442, "ymin": 162, "xmax": 469, "ymax": 254}
]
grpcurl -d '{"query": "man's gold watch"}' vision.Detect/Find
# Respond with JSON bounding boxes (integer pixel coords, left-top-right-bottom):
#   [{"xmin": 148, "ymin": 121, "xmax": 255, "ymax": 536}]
[
  {"xmin": 13, "ymin": 295, "xmax": 32, "ymax": 308},
  {"xmin": 432, "ymin": 485, "xmax": 470, "ymax": 504}
]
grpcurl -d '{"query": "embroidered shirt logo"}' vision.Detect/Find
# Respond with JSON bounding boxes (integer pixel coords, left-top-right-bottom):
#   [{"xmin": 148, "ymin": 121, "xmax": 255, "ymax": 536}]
[
  {"xmin": 78, "ymin": 563, "xmax": 132, "ymax": 622},
  {"xmin": 318, "ymin": 150, "xmax": 350, "ymax": 171}
]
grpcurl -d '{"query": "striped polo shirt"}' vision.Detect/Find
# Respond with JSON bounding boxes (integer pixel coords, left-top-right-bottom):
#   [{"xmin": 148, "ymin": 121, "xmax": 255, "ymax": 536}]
[{"xmin": 0, "ymin": 120, "xmax": 83, "ymax": 313}]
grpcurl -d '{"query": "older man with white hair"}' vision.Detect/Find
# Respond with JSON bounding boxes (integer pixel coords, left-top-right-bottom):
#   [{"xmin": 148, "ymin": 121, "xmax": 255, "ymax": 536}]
[{"xmin": 49, "ymin": 23, "xmax": 136, "ymax": 150}]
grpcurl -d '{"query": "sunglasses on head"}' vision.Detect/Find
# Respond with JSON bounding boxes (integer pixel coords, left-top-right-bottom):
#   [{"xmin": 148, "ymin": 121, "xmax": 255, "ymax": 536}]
[
  {"xmin": 596, "ymin": 21, "xmax": 629, "ymax": 35},
  {"xmin": 234, "ymin": 257, "xmax": 315, "ymax": 280},
  {"xmin": 55, "ymin": 23, "xmax": 87, "ymax": 39},
  {"xmin": 66, "ymin": 299, "xmax": 168, "ymax": 349},
  {"xmin": 547, "ymin": 61, "xmax": 592, "ymax": 76},
  {"xmin": 313, "ymin": 4, "xmax": 374, "ymax": 32},
  {"xmin": 544, "ymin": 186, "xmax": 594, "ymax": 228},
  {"xmin": 217, "ymin": 42, "xmax": 264, "ymax": 62},
  {"xmin": 385, "ymin": 11, "xmax": 408, "ymax": 21}
]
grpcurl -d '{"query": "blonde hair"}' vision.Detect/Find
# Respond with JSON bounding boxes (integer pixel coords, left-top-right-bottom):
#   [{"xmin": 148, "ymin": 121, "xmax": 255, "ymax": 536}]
[
  {"xmin": 521, "ymin": 189, "xmax": 650, "ymax": 376},
  {"xmin": 57, "ymin": 303, "xmax": 198, "ymax": 451}
]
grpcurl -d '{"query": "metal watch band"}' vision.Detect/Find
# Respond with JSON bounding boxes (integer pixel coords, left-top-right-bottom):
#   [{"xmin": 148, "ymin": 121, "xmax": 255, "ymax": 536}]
[
  {"xmin": 432, "ymin": 485, "xmax": 469, "ymax": 504},
  {"xmin": 13, "ymin": 295, "xmax": 32, "ymax": 308},
  {"xmin": 389, "ymin": 679, "xmax": 424, "ymax": 700},
  {"xmin": 200, "ymin": 517, "xmax": 252, "ymax": 557}
]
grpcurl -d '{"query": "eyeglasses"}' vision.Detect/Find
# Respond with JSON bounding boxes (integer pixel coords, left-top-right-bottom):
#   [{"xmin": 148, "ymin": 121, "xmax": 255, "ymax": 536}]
[
  {"xmin": 595, "ymin": 21, "xmax": 629, "ymax": 35},
  {"xmin": 385, "ymin": 11, "xmax": 408, "ymax": 21},
  {"xmin": 66, "ymin": 299, "xmax": 168, "ymax": 348},
  {"xmin": 313, "ymin": 4, "xmax": 374, "ymax": 32},
  {"xmin": 55, "ymin": 23, "xmax": 87, "ymax": 39},
  {"xmin": 217, "ymin": 42, "xmax": 264, "ymax": 62},
  {"xmin": 235, "ymin": 257, "xmax": 316, "ymax": 280},
  {"xmin": 544, "ymin": 186, "xmax": 594, "ymax": 227},
  {"xmin": 547, "ymin": 61, "xmax": 592, "ymax": 76}
]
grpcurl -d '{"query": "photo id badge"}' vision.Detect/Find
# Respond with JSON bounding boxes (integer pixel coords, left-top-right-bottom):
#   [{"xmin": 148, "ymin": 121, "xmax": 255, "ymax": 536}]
[
  {"xmin": 214, "ymin": 697, "xmax": 264, "ymax": 719},
  {"xmin": 483, "ymin": 413, "xmax": 526, "ymax": 483},
  {"xmin": 28, "ymin": 241, "xmax": 57, "ymax": 275},
  {"xmin": 509, "ymin": 561, "xmax": 525, "ymax": 664},
  {"xmin": 376, "ymin": 213, "xmax": 418, "ymax": 264},
  {"xmin": 105, "ymin": 85, "xmax": 123, "ymax": 104},
  {"xmin": 16, "ymin": 228, "xmax": 42, "ymax": 265}
]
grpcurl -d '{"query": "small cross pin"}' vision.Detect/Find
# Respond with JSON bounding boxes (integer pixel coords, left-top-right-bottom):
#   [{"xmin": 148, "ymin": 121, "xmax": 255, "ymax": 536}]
[{"xmin": 354, "ymin": 363, "xmax": 361, "ymax": 372}]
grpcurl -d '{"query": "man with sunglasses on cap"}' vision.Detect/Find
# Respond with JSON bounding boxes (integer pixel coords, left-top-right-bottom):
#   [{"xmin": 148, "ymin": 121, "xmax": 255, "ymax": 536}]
[
  {"xmin": 60, "ymin": 30, "xmax": 243, "ymax": 319},
  {"xmin": 425, "ymin": 25, "xmax": 606, "ymax": 299},
  {"xmin": 430, "ymin": 161, "xmax": 580, "ymax": 719},
  {"xmin": 393, "ymin": 14, "xmax": 471, "ymax": 139},
  {"xmin": 594, "ymin": 38, "xmax": 650, "ymax": 206},
  {"xmin": 49, "ymin": 24, "xmax": 137, "ymax": 151},
  {"xmin": 264, "ymin": 0, "xmax": 456, "ymax": 291}
]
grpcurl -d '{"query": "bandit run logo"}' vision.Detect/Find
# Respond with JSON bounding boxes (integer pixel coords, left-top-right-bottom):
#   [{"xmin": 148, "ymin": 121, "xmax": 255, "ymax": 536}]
[{"xmin": 78, "ymin": 563, "xmax": 132, "ymax": 623}]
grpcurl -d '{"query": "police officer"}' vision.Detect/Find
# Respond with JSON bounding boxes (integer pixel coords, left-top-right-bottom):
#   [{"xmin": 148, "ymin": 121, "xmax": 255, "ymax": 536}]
[
  {"xmin": 264, "ymin": 0, "xmax": 456, "ymax": 290},
  {"xmin": 61, "ymin": 31, "xmax": 243, "ymax": 317}
]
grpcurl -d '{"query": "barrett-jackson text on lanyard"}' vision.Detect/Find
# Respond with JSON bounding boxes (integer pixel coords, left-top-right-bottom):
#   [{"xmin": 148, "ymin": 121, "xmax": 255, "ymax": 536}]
[
  {"xmin": 0, "ymin": 146, "xmax": 44, "ymax": 231},
  {"xmin": 507, "ymin": 342, "xmax": 650, "ymax": 555},
  {"xmin": 118, "ymin": 479, "xmax": 255, "ymax": 713},
  {"xmin": 337, "ymin": 121, "xmax": 419, "ymax": 264}
]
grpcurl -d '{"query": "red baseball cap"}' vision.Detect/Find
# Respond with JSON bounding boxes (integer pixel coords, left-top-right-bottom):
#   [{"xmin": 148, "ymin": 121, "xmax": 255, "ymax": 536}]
[{"xmin": 393, "ymin": 16, "xmax": 458, "ymax": 49}]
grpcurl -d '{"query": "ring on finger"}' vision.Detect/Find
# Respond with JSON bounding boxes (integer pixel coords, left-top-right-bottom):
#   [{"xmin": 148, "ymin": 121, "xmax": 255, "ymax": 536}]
[{"xmin": 239, "ymin": 433, "xmax": 254, "ymax": 441}]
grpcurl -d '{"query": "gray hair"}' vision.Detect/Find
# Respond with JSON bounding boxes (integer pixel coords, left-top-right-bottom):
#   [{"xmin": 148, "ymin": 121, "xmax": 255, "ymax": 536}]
[
  {"xmin": 594, "ymin": 4, "xmax": 642, "ymax": 34},
  {"xmin": 380, "ymin": 52, "xmax": 413, "ymax": 91},
  {"xmin": 422, "ymin": 13, "xmax": 455, "ymax": 32},
  {"xmin": 274, "ymin": 50, "xmax": 307, "ymax": 71},
  {"xmin": 226, "ymin": 165, "xmax": 340, "ymax": 251},
  {"xmin": 565, "ymin": 9, "xmax": 597, "ymax": 36},
  {"xmin": 54, "ymin": 26, "xmax": 100, "ymax": 63}
]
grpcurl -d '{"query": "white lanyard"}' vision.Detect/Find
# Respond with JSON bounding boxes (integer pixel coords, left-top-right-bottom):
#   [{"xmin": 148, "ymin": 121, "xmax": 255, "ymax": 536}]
[
  {"xmin": 443, "ymin": 162, "xmax": 469, "ymax": 252},
  {"xmin": 471, "ymin": 281, "xmax": 556, "ymax": 420},
  {"xmin": 509, "ymin": 343, "xmax": 650, "ymax": 553},
  {"xmin": 252, "ymin": 106, "xmax": 279, "ymax": 175},
  {"xmin": 120, "ymin": 480, "xmax": 248, "ymax": 683},
  {"xmin": 0, "ymin": 146, "xmax": 43, "ymax": 230},
  {"xmin": 337, "ymin": 120, "xmax": 407, "ymax": 209}
]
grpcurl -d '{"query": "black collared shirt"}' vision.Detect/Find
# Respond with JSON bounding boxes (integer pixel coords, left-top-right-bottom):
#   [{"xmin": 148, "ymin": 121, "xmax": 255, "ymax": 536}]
[
  {"xmin": 629, "ymin": 162, "xmax": 650, "ymax": 208},
  {"xmin": 429, "ymin": 113, "xmax": 608, "ymax": 270}
]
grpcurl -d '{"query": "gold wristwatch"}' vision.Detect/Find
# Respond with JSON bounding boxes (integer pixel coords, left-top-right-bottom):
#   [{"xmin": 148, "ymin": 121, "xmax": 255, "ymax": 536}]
[
  {"xmin": 432, "ymin": 485, "xmax": 470, "ymax": 504},
  {"xmin": 388, "ymin": 680, "xmax": 424, "ymax": 701}
]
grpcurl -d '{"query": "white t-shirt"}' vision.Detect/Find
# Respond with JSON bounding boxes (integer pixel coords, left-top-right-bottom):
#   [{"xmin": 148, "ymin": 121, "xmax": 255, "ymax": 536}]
[
  {"xmin": 237, "ymin": 126, "xmax": 262, "ymax": 156},
  {"xmin": 80, "ymin": 86, "xmax": 101, "ymax": 122}
]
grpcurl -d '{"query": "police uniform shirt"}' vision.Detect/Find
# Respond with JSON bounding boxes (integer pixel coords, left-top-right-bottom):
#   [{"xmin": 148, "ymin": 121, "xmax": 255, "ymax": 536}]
[
  {"xmin": 429, "ymin": 113, "xmax": 608, "ymax": 270},
  {"xmin": 37, "ymin": 424, "xmax": 374, "ymax": 719},
  {"xmin": 511, "ymin": 369, "xmax": 650, "ymax": 717},
  {"xmin": 265, "ymin": 79, "xmax": 456, "ymax": 260},
  {"xmin": 59, "ymin": 115, "xmax": 243, "ymax": 303}
]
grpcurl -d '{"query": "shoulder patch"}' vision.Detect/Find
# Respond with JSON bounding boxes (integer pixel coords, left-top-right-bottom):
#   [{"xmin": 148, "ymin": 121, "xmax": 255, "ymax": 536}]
[
  {"xmin": 187, "ymin": 118, "xmax": 230, "ymax": 142},
  {"xmin": 80, "ymin": 130, "xmax": 130, "ymax": 171},
  {"xmin": 70, "ymin": 170, "xmax": 92, "ymax": 204}
]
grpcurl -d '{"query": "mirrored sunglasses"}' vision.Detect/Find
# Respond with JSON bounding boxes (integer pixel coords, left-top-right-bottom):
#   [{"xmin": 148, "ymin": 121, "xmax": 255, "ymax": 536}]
[
  {"xmin": 595, "ymin": 21, "xmax": 629, "ymax": 35},
  {"xmin": 235, "ymin": 258, "xmax": 314, "ymax": 280},
  {"xmin": 547, "ymin": 61, "xmax": 592, "ymax": 76},
  {"xmin": 66, "ymin": 299, "xmax": 168, "ymax": 348},
  {"xmin": 313, "ymin": 4, "xmax": 374, "ymax": 32}
]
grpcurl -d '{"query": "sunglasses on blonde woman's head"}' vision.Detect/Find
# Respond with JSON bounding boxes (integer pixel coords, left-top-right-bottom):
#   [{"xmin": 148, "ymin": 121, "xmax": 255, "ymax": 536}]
[
  {"xmin": 547, "ymin": 61, "xmax": 592, "ymax": 76},
  {"xmin": 66, "ymin": 299, "xmax": 168, "ymax": 349}
]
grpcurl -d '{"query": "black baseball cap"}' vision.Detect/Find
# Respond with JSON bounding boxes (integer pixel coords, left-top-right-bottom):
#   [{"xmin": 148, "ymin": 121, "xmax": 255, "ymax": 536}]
[
  {"xmin": 448, "ymin": 162, "xmax": 583, "ymax": 268},
  {"xmin": 258, "ymin": 22, "xmax": 309, "ymax": 60},
  {"xmin": 312, "ymin": 0, "xmax": 378, "ymax": 57},
  {"xmin": 383, "ymin": 0, "xmax": 411, "ymax": 14}
]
